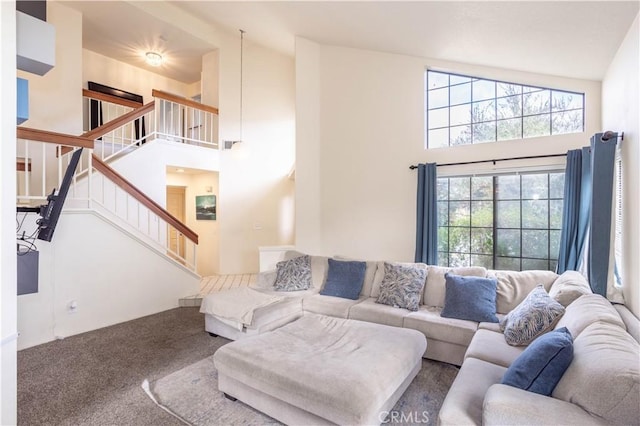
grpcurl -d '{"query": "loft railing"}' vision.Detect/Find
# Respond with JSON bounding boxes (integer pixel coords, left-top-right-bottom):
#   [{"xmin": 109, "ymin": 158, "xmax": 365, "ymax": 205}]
[
  {"xmin": 16, "ymin": 128, "xmax": 198, "ymax": 271},
  {"xmin": 152, "ymin": 89, "xmax": 218, "ymax": 148},
  {"xmin": 80, "ymin": 89, "xmax": 218, "ymax": 163},
  {"xmin": 82, "ymin": 88, "xmax": 141, "ymax": 133}
]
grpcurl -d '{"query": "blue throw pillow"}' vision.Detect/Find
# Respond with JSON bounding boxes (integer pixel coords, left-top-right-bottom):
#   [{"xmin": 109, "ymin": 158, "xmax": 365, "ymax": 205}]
[
  {"xmin": 441, "ymin": 273, "xmax": 499, "ymax": 322},
  {"xmin": 502, "ymin": 327, "xmax": 574, "ymax": 396},
  {"xmin": 320, "ymin": 258, "xmax": 367, "ymax": 300}
]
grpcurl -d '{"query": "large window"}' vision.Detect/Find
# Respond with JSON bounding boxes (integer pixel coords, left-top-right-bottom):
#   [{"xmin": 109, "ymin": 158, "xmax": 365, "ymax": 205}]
[
  {"xmin": 437, "ymin": 172, "xmax": 564, "ymax": 271},
  {"xmin": 426, "ymin": 71, "xmax": 584, "ymax": 148}
]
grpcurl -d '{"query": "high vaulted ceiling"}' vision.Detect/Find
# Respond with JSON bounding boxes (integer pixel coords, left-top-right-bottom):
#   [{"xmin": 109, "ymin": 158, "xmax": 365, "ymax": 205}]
[{"xmin": 62, "ymin": 1, "xmax": 640, "ymax": 84}]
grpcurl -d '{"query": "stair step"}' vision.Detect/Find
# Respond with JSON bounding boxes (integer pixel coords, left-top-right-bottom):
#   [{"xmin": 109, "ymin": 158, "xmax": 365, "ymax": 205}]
[{"xmin": 179, "ymin": 296, "xmax": 202, "ymax": 307}]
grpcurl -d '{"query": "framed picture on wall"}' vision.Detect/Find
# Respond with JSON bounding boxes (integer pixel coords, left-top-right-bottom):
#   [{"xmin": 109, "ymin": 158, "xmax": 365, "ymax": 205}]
[{"xmin": 196, "ymin": 195, "xmax": 216, "ymax": 220}]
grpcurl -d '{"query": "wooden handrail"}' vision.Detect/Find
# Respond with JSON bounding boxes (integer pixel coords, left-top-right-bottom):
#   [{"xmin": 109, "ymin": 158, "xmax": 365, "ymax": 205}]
[
  {"xmin": 152, "ymin": 89, "xmax": 219, "ymax": 115},
  {"xmin": 17, "ymin": 127, "xmax": 94, "ymax": 148},
  {"xmin": 16, "ymin": 159, "xmax": 31, "ymax": 172},
  {"xmin": 82, "ymin": 89, "xmax": 143, "ymax": 109},
  {"xmin": 82, "ymin": 101, "xmax": 155, "ymax": 140},
  {"xmin": 92, "ymin": 154, "xmax": 199, "ymax": 245}
]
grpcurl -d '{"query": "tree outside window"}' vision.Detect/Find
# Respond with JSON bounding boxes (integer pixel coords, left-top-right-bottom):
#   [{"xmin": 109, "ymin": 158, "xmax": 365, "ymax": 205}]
[
  {"xmin": 426, "ymin": 71, "xmax": 584, "ymax": 148},
  {"xmin": 437, "ymin": 172, "xmax": 564, "ymax": 271}
]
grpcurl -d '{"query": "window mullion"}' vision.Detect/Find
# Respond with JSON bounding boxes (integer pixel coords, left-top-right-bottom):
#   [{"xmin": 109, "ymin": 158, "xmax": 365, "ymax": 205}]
[
  {"xmin": 492, "ymin": 176, "xmax": 498, "ymax": 270},
  {"xmin": 519, "ymin": 176, "xmax": 523, "ymax": 271},
  {"xmin": 547, "ymin": 174, "xmax": 552, "ymax": 271}
]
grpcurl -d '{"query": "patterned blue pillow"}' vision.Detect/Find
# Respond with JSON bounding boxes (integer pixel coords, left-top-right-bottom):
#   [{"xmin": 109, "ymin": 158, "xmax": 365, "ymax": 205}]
[
  {"xmin": 376, "ymin": 262, "xmax": 427, "ymax": 311},
  {"xmin": 273, "ymin": 255, "xmax": 312, "ymax": 291},
  {"xmin": 500, "ymin": 284, "xmax": 565, "ymax": 346},
  {"xmin": 441, "ymin": 273, "xmax": 499, "ymax": 323},
  {"xmin": 502, "ymin": 327, "xmax": 574, "ymax": 395},
  {"xmin": 320, "ymin": 258, "xmax": 366, "ymax": 300}
]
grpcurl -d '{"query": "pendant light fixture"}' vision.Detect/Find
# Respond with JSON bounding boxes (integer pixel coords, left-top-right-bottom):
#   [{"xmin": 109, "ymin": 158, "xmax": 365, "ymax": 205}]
[{"xmin": 224, "ymin": 29, "xmax": 245, "ymax": 150}]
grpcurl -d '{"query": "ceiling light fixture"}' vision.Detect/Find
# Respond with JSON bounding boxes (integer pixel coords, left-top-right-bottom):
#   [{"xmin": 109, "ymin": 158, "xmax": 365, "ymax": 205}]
[
  {"xmin": 145, "ymin": 51, "xmax": 163, "ymax": 67},
  {"xmin": 224, "ymin": 29, "xmax": 245, "ymax": 150}
]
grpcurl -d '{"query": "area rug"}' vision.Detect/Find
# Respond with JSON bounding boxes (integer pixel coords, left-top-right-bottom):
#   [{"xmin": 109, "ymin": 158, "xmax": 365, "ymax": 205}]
[{"xmin": 143, "ymin": 355, "xmax": 459, "ymax": 425}]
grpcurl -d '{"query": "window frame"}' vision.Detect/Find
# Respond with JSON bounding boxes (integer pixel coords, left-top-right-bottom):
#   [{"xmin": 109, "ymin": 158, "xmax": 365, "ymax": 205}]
[
  {"xmin": 437, "ymin": 170, "xmax": 565, "ymax": 272},
  {"xmin": 425, "ymin": 70, "xmax": 585, "ymax": 149}
]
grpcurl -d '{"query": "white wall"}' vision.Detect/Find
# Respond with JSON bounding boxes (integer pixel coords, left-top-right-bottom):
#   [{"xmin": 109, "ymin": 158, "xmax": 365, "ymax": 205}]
[
  {"xmin": 294, "ymin": 38, "xmax": 322, "ymax": 254},
  {"xmin": 295, "ymin": 39, "xmax": 602, "ymax": 261},
  {"xmin": 17, "ymin": 211, "xmax": 199, "ymax": 350},
  {"xmin": 83, "ymin": 49, "xmax": 190, "ymax": 103},
  {"xmin": 1, "ymin": 1, "xmax": 17, "ymax": 423},
  {"xmin": 201, "ymin": 50, "xmax": 219, "ymax": 107},
  {"xmin": 109, "ymin": 139, "xmax": 220, "ymax": 206},
  {"xmin": 602, "ymin": 13, "xmax": 640, "ymax": 317},
  {"xmin": 217, "ymin": 32, "xmax": 296, "ymax": 273},
  {"xmin": 167, "ymin": 171, "xmax": 220, "ymax": 275},
  {"xmin": 17, "ymin": 2, "xmax": 83, "ymax": 134}
]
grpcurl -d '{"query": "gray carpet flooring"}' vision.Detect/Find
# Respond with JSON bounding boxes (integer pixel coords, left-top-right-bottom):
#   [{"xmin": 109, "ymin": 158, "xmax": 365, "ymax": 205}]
[
  {"xmin": 18, "ymin": 308, "xmax": 459, "ymax": 426},
  {"xmin": 18, "ymin": 307, "xmax": 224, "ymax": 426}
]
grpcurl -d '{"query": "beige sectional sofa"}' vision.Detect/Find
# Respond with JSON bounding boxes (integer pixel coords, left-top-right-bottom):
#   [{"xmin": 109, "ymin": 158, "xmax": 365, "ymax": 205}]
[
  {"xmin": 439, "ymin": 293, "xmax": 640, "ymax": 425},
  {"xmin": 201, "ymin": 251, "xmax": 640, "ymax": 425}
]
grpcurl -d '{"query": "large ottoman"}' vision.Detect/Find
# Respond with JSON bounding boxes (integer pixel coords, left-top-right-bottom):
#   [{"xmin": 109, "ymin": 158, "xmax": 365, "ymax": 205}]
[{"xmin": 214, "ymin": 313, "xmax": 427, "ymax": 425}]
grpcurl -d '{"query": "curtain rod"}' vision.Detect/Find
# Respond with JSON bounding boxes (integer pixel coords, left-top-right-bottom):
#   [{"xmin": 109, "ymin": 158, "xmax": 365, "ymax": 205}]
[{"xmin": 409, "ymin": 153, "xmax": 568, "ymax": 170}]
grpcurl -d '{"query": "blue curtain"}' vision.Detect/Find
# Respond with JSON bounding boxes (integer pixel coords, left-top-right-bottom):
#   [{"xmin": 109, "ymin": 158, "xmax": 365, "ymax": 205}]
[
  {"xmin": 557, "ymin": 148, "xmax": 591, "ymax": 273},
  {"xmin": 415, "ymin": 163, "xmax": 438, "ymax": 264},
  {"xmin": 556, "ymin": 133, "xmax": 617, "ymax": 297},
  {"xmin": 557, "ymin": 150, "xmax": 582, "ymax": 273},
  {"xmin": 588, "ymin": 133, "xmax": 617, "ymax": 297}
]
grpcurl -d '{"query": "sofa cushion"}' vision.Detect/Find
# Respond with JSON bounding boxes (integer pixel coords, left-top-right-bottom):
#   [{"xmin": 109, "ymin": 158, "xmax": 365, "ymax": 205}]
[
  {"xmin": 403, "ymin": 306, "xmax": 477, "ymax": 347},
  {"xmin": 441, "ymin": 273, "xmax": 499, "ymax": 323},
  {"xmin": 437, "ymin": 357, "xmax": 507, "ymax": 426},
  {"xmin": 310, "ymin": 255, "xmax": 330, "ymax": 290},
  {"xmin": 376, "ymin": 262, "xmax": 427, "ymax": 311},
  {"xmin": 320, "ymin": 258, "xmax": 366, "ymax": 300},
  {"xmin": 502, "ymin": 327, "xmax": 574, "ymax": 396},
  {"xmin": 553, "ymin": 321, "xmax": 640, "ymax": 425},
  {"xmin": 548, "ymin": 271, "xmax": 592, "ymax": 307},
  {"xmin": 252, "ymin": 269, "xmax": 278, "ymax": 290},
  {"xmin": 274, "ymin": 255, "xmax": 312, "ymax": 291},
  {"xmin": 554, "ymin": 294, "xmax": 625, "ymax": 338},
  {"xmin": 464, "ymin": 329, "xmax": 525, "ymax": 368},
  {"xmin": 490, "ymin": 270, "xmax": 558, "ymax": 314},
  {"xmin": 302, "ymin": 294, "xmax": 366, "ymax": 318},
  {"xmin": 478, "ymin": 316, "xmax": 506, "ymax": 333},
  {"xmin": 500, "ymin": 285, "xmax": 565, "ymax": 346},
  {"xmin": 348, "ymin": 297, "xmax": 410, "ymax": 328},
  {"xmin": 424, "ymin": 265, "xmax": 487, "ymax": 307},
  {"xmin": 615, "ymin": 304, "xmax": 640, "ymax": 343}
]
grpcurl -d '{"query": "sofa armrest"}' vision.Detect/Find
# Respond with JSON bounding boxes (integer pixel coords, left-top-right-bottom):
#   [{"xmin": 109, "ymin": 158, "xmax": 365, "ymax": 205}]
[{"xmin": 483, "ymin": 384, "xmax": 605, "ymax": 425}]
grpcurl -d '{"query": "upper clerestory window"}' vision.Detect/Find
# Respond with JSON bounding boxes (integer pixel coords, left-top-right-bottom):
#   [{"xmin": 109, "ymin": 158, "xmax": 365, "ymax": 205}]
[{"xmin": 425, "ymin": 70, "xmax": 585, "ymax": 149}]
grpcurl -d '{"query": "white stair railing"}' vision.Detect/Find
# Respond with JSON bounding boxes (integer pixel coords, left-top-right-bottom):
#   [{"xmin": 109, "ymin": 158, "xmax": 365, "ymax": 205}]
[
  {"xmin": 15, "ymin": 134, "xmax": 198, "ymax": 272},
  {"xmin": 89, "ymin": 168, "xmax": 197, "ymax": 271},
  {"xmin": 81, "ymin": 90, "xmax": 219, "ymax": 164},
  {"xmin": 16, "ymin": 129, "xmax": 93, "ymax": 207}
]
